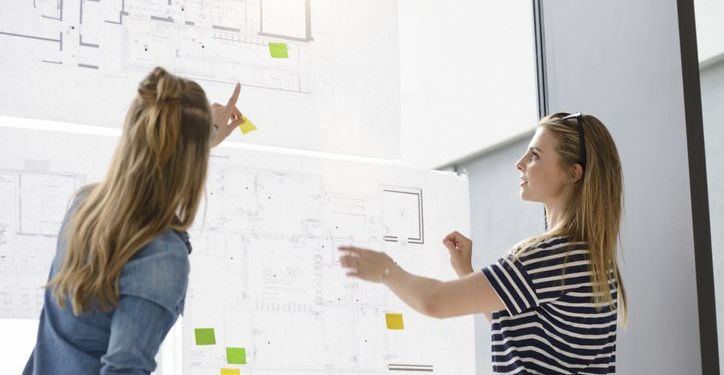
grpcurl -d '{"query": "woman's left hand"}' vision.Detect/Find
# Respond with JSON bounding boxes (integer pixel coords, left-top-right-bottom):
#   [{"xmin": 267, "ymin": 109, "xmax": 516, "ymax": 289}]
[
  {"xmin": 338, "ymin": 246, "xmax": 395, "ymax": 283},
  {"xmin": 210, "ymin": 83, "xmax": 244, "ymax": 148}
]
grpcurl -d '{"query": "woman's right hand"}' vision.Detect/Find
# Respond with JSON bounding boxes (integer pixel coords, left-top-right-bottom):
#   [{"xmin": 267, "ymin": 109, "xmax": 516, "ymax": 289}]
[
  {"xmin": 210, "ymin": 83, "xmax": 244, "ymax": 148},
  {"xmin": 443, "ymin": 231, "xmax": 474, "ymax": 278}
]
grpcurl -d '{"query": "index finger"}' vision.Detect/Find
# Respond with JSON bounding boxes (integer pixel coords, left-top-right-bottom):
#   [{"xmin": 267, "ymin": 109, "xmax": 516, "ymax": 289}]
[
  {"xmin": 226, "ymin": 82, "xmax": 241, "ymax": 108},
  {"xmin": 230, "ymin": 105, "xmax": 243, "ymax": 120},
  {"xmin": 338, "ymin": 246, "xmax": 360, "ymax": 253},
  {"xmin": 338, "ymin": 246, "xmax": 373, "ymax": 256}
]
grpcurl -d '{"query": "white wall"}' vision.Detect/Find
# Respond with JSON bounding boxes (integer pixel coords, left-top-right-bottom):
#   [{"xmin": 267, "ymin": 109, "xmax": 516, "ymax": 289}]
[
  {"xmin": 542, "ymin": 0, "xmax": 703, "ymax": 373},
  {"xmin": 701, "ymin": 58, "xmax": 724, "ymax": 373},
  {"xmin": 695, "ymin": 0, "xmax": 724, "ymax": 64},
  {"xmin": 397, "ymin": 0, "xmax": 539, "ymax": 169},
  {"xmin": 457, "ymin": 2, "xmax": 712, "ymax": 373}
]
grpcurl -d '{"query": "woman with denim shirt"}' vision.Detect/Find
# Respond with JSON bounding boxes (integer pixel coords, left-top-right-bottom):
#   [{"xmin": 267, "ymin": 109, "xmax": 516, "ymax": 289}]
[{"xmin": 23, "ymin": 67, "xmax": 244, "ymax": 375}]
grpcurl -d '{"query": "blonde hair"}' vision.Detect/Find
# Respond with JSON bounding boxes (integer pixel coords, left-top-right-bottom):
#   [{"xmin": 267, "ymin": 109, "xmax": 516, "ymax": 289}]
[
  {"xmin": 513, "ymin": 112, "xmax": 627, "ymax": 324},
  {"xmin": 49, "ymin": 67, "xmax": 212, "ymax": 315}
]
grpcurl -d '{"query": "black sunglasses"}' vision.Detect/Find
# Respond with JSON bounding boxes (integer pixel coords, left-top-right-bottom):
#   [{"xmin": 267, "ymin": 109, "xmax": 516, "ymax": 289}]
[{"xmin": 561, "ymin": 112, "xmax": 587, "ymax": 171}]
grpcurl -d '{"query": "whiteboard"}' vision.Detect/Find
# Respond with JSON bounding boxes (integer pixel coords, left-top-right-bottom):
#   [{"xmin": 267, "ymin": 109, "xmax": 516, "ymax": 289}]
[
  {"xmin": 184, "ymin": 142, "xmax": 474, "ymax": 374},
  {"xmin": 0, "ymin": 120, "xmax": 476, "ymax": 374},
  {"xmin": 0, "ymin": 123, "xmax": 116, "ymax": 318},
  {"xmin": 0, "ymin": 0, "xmax": 401, "ymax": 158}
]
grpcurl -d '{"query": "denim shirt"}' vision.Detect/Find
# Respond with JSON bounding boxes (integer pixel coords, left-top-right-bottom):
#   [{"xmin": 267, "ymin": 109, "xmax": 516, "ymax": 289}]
[{"xmin": 23, "ymin": 195, "xmax": 192, "ymax": 375}]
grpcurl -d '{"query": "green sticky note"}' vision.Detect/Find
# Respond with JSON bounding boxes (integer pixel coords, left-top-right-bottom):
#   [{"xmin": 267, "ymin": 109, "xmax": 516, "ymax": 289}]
[
  {"xmin": 194, "ymin": 328, "xmax": 216, "ymax": 345},
  {"xmin": 268, "ymin": 42, "xmax": 289, "ymax": 58},
  {"xmin": 226, "ymin": 347, "xmax": 247, "ymax": 365}
]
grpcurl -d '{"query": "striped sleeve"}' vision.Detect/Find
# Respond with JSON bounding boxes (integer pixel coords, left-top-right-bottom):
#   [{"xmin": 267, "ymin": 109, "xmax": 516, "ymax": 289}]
[
  {"xmin": 482, "ymin": 255, "xmax": 538, "ymax": 316},
  {"xmin": 483, "ymin": 237, "xmax": 592, "ymax": 316}
]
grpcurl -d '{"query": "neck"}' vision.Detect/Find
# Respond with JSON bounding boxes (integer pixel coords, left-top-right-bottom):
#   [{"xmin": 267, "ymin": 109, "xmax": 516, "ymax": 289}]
[{"xmin": 545, "ymin": 201, "xmax": 566, "ymax": 230}]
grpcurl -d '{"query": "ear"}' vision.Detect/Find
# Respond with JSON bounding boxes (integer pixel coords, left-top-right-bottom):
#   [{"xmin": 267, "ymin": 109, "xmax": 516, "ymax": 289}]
[{"xmin": 570, "ymin": 164, "xmax": 584, "ymax": 184}]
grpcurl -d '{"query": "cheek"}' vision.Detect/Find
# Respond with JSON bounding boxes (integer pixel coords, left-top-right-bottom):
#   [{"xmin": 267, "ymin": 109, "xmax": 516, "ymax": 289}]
[
  {"xmin": 528, "ymin": 166, "xmax": 563, "ymax": 194},
  {"xmin": 527, "ymin": 165, "xmax": 543, "ymax": 183}
]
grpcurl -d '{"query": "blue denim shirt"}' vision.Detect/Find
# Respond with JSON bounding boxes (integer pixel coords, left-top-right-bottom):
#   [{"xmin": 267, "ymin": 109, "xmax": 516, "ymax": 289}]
[{"xmin": 23, "ymin": 196, "xmax": 192, "ymax": 375}]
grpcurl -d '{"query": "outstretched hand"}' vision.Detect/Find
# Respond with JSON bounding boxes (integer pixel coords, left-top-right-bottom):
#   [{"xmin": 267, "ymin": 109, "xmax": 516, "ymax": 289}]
[
  {"xmin": 210, "ymin": 83, "xmax": 244, "ymax": 147},
  {"xmin": 338, "ymin": 246, "xmax": 395, "ymax": 283}
]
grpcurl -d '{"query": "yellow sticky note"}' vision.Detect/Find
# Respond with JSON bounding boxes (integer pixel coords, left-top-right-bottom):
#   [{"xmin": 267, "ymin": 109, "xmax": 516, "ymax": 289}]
[
  {"xmin": 385, "ymin": 313, "xmax": 404, "ymax": 330},
  {"xmin": 268, "ymin": 42, "xmax": 289, "ymax": 58},
  {"xmin": 221, "ymin": 369, "xmax": 240, "ymax": 375},
  {"xmin": 238, "ymin": 116, "xmax": 257, "ymax": 134}
]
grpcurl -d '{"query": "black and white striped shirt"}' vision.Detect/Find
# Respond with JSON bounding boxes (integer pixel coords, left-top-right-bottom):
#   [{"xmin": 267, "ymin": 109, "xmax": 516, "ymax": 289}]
[{"xmin": 482, "ymin": 236, "xmax": 618, "ymax": 374}]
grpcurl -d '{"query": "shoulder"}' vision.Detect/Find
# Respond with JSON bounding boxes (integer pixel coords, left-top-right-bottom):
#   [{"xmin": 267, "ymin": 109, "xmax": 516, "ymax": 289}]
[
  {"xmin": 119, "ymin": 230, "xmax": 191, "ymax": 314},
  {"xmin": 133, "ymin": 230, "xmax": 191, "ymax": 261},
  {"xmin": 516, "ymin": 236, "xmax": 590, "ymax": 266},
  {"xmin": 59, "ymin": 187, "xmax": 92, "ymax": 232}
]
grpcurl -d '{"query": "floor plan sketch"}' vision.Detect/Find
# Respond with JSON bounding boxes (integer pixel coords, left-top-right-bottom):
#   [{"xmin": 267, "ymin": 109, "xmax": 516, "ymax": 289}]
[
  {"xmin": 183, "ymin": 148, "xmax": 474, "ymax": 374},
  {"xmin": 0, "ymin": 0, "xmax": 311, "ymax": 92},
  {"xmin": 0, "ymin": 170, "xmax": 84, "ymax": 318},
  {"xmin": 382, "ymin": 187, "xmax": 424, "ymax": 245},
  {"xmin": 0, "ymin": 124, "xmax": 472, "ymax": 373},
  {"xmin": 0, "ymin": 0, "xmax": 401, "ymax": 158},
  {"xmin": 0, "ymin": 126, "xmax": 116, "ymax": 319}
]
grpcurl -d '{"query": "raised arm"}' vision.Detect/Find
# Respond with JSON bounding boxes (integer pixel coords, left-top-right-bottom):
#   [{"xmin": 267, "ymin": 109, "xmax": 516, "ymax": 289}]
[{"xmin": 338, "ymin": 245, "xmax": 505, "ymax": 319}]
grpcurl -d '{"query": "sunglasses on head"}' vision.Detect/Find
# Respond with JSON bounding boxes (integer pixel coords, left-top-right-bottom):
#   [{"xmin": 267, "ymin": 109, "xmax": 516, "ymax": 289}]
[{"xmin": 561, "ymin": 112, "xmax": 587, "ymax": 171}]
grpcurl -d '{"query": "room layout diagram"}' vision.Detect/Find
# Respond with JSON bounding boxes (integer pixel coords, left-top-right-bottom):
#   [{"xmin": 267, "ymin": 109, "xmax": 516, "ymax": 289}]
[
  {"xmin": 183, "ymin": 150, "xmax": 474, "ymax": 374},
  {"xmin": 0, "ymin": 166, "xmax": 85, "ymax": 319},
  {"xmin": 0, "ymin": 124, "xmax": 472, "ymax": 373},
  {"xmin": 0, "ymin": 0, "xmax": 312, "ymax": 93},
  {"xmin": 0, "ymin": 125, "xmax": 116, "ymax": 319},
  {"xmin": 0, "ymin": 0, "xmax": 402, "ymax": 159}
]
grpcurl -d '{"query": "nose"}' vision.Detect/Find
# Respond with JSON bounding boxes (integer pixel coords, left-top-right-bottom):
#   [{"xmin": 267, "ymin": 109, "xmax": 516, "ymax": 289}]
[{"xmin": 515, "ymin": 156, "xmax": 525, "ymax": 172}]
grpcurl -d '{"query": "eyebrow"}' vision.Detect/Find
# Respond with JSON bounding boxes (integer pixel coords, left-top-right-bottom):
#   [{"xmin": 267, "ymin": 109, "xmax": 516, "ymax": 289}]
[{"xmin": 529, "ymin": 147, "xmax": 543, "ymax": 153}]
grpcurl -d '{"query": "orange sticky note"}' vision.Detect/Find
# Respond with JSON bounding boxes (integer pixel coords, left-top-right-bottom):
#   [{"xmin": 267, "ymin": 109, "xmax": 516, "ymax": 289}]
[
  {"xmin": 238, "ymin": 116, "xmax": 257, "ymax": 134},
  {"xmin": 221, "ymin": 369, "xmax": 240, "ymax": 375},
  {"xmin": 385, "ymin": 313, "xmax": 404, "ymax": 330}
]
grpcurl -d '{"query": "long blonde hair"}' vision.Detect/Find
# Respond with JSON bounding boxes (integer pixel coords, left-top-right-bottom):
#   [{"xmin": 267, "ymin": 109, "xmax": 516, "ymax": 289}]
[
  {"xmin": 49, "ymin": 67, "xmax": 213, "ymax": 315},
  {"xmin": 514, "ymin": 112, "xmax": 627, "ymax": 323}
]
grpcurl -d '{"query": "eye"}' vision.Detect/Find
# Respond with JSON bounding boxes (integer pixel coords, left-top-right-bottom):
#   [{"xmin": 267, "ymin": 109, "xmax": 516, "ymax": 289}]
[{"xmin": 530, "ymin": 152, "xmax": 539, "ymax": 161}]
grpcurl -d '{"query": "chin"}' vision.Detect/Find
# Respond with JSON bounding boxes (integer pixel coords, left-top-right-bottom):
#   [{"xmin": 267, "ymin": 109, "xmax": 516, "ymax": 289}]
[
  {"xmin": 519, "ymin": 190, "xmax": 538, "ymax": 203},
  {"xmin": 519, "ymin": 191, "xmax": 529, "ymax": 201}
]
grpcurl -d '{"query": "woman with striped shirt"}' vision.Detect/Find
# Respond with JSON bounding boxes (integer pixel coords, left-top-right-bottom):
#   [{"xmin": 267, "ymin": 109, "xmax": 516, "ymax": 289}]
[{"xmin": 339, "ymin": 112, "xmax": 626, "ymax": 374}]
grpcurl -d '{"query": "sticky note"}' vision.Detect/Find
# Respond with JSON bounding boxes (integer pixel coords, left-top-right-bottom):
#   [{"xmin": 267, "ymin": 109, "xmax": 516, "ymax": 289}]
[
  {"xmin": 194, "ymin": 328, "xmax": 216, "ymax": 345},
  {"xmin": 221, "ymin": 369, "xmax": 240, "ymax": 375},
  {"xmin": 226, "ymin": 347, "xmax": 247, "ymax": 365},
  {"xmin": 268, "ymin": 42, "xmax": 289, "ymax": 58},
  {"xmin": 238, "ymin": 116, "xmax": 257, "ymax": 134},
  {"xmin": 385, "ymin": 313, "xmax": 404, "ymax": 330}
]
